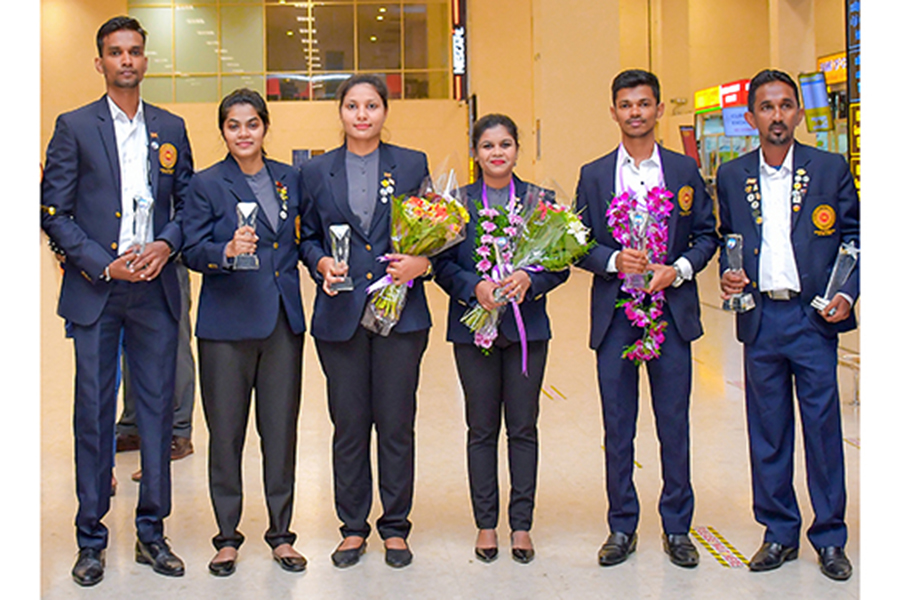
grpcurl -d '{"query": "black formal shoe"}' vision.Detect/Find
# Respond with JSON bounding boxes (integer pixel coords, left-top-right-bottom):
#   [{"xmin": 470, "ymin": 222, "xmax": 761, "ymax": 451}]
[
  {"xmin": 748, "ymin": 542, "xmax": 798, "ymax": 572},
  {"xmin": 817, "ymin": 546, "xmax": 852, "ymax": 581},
  {"xmin": 511, "ymin": 547, "xmax": 535, "ymax": 564},
  {"xmin": 598, "ymin": 532, "xmax": 637, "ymax": 566},
  {"xmin": 72, "ymin": 548, "xmax": 105, "ymax": 587},
  {"xmin": 135, "ymin": 538, "xmax": 185, "ymax": 577},
  {"xmin": 475, "ymin": 547, "xmax": 499, "ymax": 563},
  {"xmin": 663, "ymin": 534, "xmax": 699, "ymax": 568},
  {"xmin": 274, "ymin": 553, "xmax": 308, "ymax": 573},
  {"xmin": 331, "ymin": 540, "xmax": 366, "ymax": 568},
  {"xmin": 208, "ymin": 559, "xmax": 236, "ymax": 577},
  {"xmin": 385, "ymin": 541, "xmax": 413, "ymax": 568},
  {"xmin": 116, "ymin": 433, "xmax": 141, "ymax": 452}
]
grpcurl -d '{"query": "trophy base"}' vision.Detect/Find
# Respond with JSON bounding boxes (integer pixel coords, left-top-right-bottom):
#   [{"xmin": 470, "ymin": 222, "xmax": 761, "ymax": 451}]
[
  {"xmin": 233, "ymin": 254, "xmax": 259, "ymax": 270},
  {"xmin": 810, "ymin": 295, "xmax": 829, "ymax": 311},
  {"xmin": 723, "ymin": 293, "xmax": 756, "ymax": 313},
  {"xmin": 331, "ymin": 276, "xmax": 354, "ymax": 292}
]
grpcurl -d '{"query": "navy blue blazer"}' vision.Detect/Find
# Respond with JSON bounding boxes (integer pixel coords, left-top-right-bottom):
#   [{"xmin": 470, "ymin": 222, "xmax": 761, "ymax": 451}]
[
  {"xmin": 432, "ymin": 176, "xmax": 569, "ymax": 344},
  {"xmin": 716, "ymin": 142, "xmax": 860, "ymax": 344},
  {"xmin": 575, "ymin": 145, "xmax": 718, "ymax": 349},
  {"xmin": 41, "ymin": 96, "xmax": 193, "ymax": 326},
  {"xmin": 299, "ymin": 142, "xmax": 431, "ymax": 342},
  {"xmin": 182, "ymin": 155, "xmax": 306, "ymax": 341}
]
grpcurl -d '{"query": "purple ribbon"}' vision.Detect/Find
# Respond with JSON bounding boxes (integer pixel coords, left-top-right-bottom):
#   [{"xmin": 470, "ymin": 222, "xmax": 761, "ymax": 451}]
[{"xmin": 489, "ymin": 263, "xmax": 530, "ymax": 377}]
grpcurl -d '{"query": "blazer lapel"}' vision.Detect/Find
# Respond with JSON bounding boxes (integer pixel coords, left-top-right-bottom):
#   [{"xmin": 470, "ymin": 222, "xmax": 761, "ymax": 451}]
[
  {"xmin": 327, "ymin": 145, "xmax": 366, "ymax": 239},
  {"xmin": 96, "ymin": 98, "xmax": 121, "ymax": 196},
  {"xmin": 659, "ymin": 149, "xmax": 680, "ymax": 253},
  {"xmin": 265, "ymin": 159, "xmax": 292, "ymax": 235},
  {"xmin": 222, "ymin": 155, "xmax": 269, "ymax": 232},
  {"xmin": 145, "ymin": 105, "xmax": 161, "ymax": 212},
  {"xmin": 368, "ymin": 142, "xmax": 398, "ymax": 236},
  {"xmin": 743, "ymin": 150, "xmax": 763, "ymax": 239},
  {"xmin": 791, "ymin": 142, "xmax": 812, "ymax": 231}
]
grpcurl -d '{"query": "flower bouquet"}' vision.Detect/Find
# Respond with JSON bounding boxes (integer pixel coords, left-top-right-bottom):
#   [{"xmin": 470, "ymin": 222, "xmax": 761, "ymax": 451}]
[
  {"xmin": 462, "ymin": 186, "xmax": 594, "ymax": 353},
  {"xmin": 361, "ymin": 171, "xmax": 470, "ymax": 336},
  {"xmin": 606, "ymin": 186, "xmax": 674, "ymax": 364}
]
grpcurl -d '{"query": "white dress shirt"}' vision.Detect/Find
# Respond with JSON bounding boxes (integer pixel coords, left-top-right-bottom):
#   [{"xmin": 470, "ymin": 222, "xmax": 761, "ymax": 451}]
[
  {"xmin": 607, "ymin": 143, "xmax": 693, "ymax": 283},
  {"xmin": 108, "ymin": 96, "xmax": 153, "ymax": 255},
  {"xmin": 758, "ymin": 144, "xmax": 801, "ymax": 292}
]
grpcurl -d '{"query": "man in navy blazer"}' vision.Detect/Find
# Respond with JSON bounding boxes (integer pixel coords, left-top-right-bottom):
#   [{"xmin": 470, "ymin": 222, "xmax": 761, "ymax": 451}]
[
  {"xmin": 40, "ymin": 17, "xmax": 192, "ymax": 585},
  {"xmin": 576, "ymin": 70, "xmax": 717, "ymax": 568},
  {"xmin": 718, "ymin": 69, "xmax": 858, "ymax": 581}
]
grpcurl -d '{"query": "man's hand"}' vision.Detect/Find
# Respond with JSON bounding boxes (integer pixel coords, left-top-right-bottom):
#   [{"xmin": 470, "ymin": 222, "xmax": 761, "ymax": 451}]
[
  {"xmin": 127, "ymin": 241, "xmax": 172, "ymax": 281},
  {"xmin": 819, "ymin": 294, "xmax": 851, "ymax": 323},
  {"xmin": 645, "ymin": 263, "xmax": 677, "ymax": 293},
  {"xmin": 317, "ymin": 256, "xmax": 349, "ymax": 296},
  {"xmin": 720, "ymin": 269, "xmax": 750, "ymax": 298},
  {"xmin": 615, "ymin": 248, "xmax": 649, "ymax": 274}
]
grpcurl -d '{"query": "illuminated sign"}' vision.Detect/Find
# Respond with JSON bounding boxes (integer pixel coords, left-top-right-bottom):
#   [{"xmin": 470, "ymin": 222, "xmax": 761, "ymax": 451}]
[
  {"xmin": 817, "ymin": 52, "xmax": 848, "ymax": 85},
  {"xmin": 799, "ymin": 71, "xmax": 834, "ymax": 132},
  {"xmin": 451, "ymin": 0, "xmax": 467, "ymax": 100},
  {"xmin": 452, "ymin": 26, "xmax": 466, "ymax": 75},
  {"xmin": 720, "ymin": 80, "xmax": 750, "ymax": 108},
  {"xmin": 694, "ymin": 86, "xmax": 721, "ymax": 113}
]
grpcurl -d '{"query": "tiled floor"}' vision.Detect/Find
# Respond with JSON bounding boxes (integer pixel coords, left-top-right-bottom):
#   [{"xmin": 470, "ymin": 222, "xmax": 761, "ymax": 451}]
[{"xmin": 40, "ymin": 263, "xmax": 860, "ymax": 599}]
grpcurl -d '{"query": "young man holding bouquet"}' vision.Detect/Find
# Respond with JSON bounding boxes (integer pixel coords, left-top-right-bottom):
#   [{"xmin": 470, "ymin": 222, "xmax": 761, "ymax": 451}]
[{"xmin": 575, "ymin": 69, "xmax": 717, "ymax": 568}]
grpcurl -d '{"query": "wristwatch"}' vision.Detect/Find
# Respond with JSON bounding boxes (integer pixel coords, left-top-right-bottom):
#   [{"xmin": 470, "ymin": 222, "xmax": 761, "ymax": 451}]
[{"xmin": 672, "ymin": 263, "xmax": 685, "ymax": 288}]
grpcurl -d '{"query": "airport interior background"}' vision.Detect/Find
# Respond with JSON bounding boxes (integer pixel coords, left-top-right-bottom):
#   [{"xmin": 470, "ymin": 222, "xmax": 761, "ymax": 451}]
[{"xmin": 33, "ymin": 0, "xmax": 873, "ymax": 598}]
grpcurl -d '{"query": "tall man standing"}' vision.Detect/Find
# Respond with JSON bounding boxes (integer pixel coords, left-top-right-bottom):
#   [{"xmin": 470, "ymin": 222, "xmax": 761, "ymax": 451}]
[
  {"xmin": 717, "ymin": 69, "xmax": 858, "ymax": 581},
  {"xmin": 576, "ymin": 69, "xmax": 717, "ymax": 568},
  {"xmin": 41, "ymin": 16, "xmax": 193, "ymax": 586}
]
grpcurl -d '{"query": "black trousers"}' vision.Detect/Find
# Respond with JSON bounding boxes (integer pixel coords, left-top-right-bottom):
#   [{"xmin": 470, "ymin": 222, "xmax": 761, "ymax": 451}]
[
  {"xmin": 315, "ymin": 326, "xmax": 429, "ymax": 541},
  {"xmin": 453, "ymin": 334, "xmax": 547, "ymax": 532},
  {"xmin": 198, "ymin": 305, "xmax": 303, "ymax": 551}
]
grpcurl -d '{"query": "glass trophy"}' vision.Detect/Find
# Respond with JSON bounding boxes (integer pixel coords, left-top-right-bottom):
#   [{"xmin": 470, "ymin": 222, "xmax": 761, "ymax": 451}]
[
  {"xmin": 133, "ymin": 195, "xmax": 154, "ymax": 255},
  {"xmin": 811, "ymin": 241, "xmax": 859, "ymax": 311},
  {"xmin": 722, "ymin": 233, "xmax": 756, "ymax": 312},
  {"xmin": 233, "ymin": 202, "xmax": 260, "ymax": 270},
  {"xmin": 329, "ymin": 224, "xmax": 354, "ymax": 292},
  {"xmin": 622, "ymin": 209, "xmax": 652, "ymax": 290}
]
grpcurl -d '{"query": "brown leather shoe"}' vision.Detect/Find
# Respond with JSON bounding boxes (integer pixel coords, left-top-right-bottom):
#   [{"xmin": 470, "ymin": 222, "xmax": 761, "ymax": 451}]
[
  {"xmin": 131, "ymin": 469, "xmax": 142, "ymax": 482},
  {"xmin": 116, "ymin": 434, "xmax": 141, "ymax": 452},
  {"xmin": 171, "ymin": 436, "xmax": 194, "ymax": 461}
]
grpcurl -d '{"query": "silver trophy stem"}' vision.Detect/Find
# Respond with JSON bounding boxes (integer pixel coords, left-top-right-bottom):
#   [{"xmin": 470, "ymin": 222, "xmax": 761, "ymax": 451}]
[
  {"xmin": 133, "ymin": 195, "xmax": 154, "ymax": 255},
  {"xmin": 722, "ymin": 233, "xmax": 755, "ymax": 312},
  {"xmin": 811, "ymin": 241, "xmax": 859, "ymax": 310},
  {"xmin": 622, "ymin": 209, "xmax": 652, "ymax": 290},
  {"xmin": 329, "ymin": 224, "xmax": 354, "ymax": 292},
  {"xmin": 233, "ymin": 202, "xmax": 260, "ymax": 270}
]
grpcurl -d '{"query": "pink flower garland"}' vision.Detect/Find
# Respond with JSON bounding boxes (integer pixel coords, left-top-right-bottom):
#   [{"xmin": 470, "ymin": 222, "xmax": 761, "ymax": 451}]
[{"xmin": 606, "ymin": 186, "xmax": 675, "ymax": 363}]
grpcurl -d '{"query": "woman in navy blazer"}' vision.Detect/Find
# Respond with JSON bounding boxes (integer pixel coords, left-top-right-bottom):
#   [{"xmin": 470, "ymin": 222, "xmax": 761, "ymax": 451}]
[
  {"xmin": 433, "ymin": 114, "xmax": 568, "ymax": 564},
  {"xmin": 299, "ymin": 75, "xmax": 431, "ymax": 569},
  {"xmin": 182, "ymin": 89, "xmax": 307, "ymax": 577}
]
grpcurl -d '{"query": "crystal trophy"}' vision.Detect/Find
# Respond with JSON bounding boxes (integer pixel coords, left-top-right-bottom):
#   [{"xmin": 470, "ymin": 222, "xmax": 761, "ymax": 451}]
[
  {"xmin": 329, "ymin": 224, "xmax": 354, "ymax": 292},
  {"xmin": 622, "ymin": 209, "xmax": 652, "ymax": 290},
  {"xmin": 233, "ymin": 202, "xmax": 260, "ymax": 270},
  {"xmin": 492, "ymin": 237, "xmax": 512, "ymax": 305},
  {"xmin": 811, "ymin": 241, "xmax": 859, "ymax": 311},
  {"xmin": 133, "ymin": 195, "xmax": 154, "ymax": 255},
  {"xmin": 722, "ymin": 233, "xmax": 756, "ymax": 312}
]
